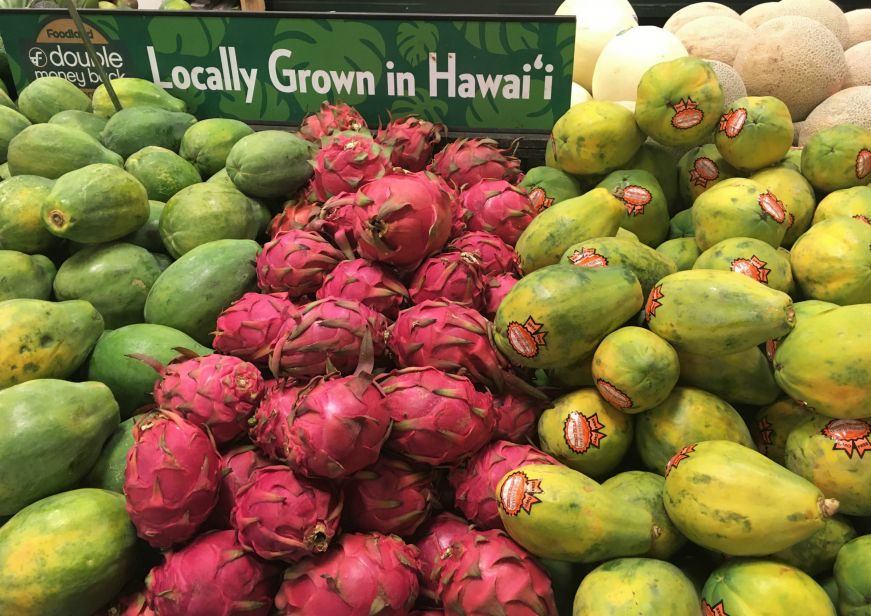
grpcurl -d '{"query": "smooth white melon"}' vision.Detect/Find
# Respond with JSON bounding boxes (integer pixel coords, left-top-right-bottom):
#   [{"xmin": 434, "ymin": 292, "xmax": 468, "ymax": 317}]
[
  {"xmin": 664, "ymin": 2, "xmax": 741, "ymax": 33},
  {"xmin": 675, "ymin": 16, "xmax": 754, "ymax": 65},
  {"xmin": 845, "ymin": 41, "xmax": 871, "ymax": 87},
  {"xmin": 846, "ymin": 9, "xmax": 871, "ymax": 47},
  {"xmin": 570, "ymin": 82, "xmax": 593, "ymax": 106}
]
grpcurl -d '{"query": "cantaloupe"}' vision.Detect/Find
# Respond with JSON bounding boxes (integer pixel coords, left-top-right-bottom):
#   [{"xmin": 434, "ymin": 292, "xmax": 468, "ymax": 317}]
[
  {"xmin": 845, "ymin": 42, "xmax": 871, "ymax": 88},
  {"xmin": 706, "ymin": 60, "xmax": 747, "ymax": 105},
  {"xmin": 664, "ymin": 2, "xmax": 741, "ymax": 33},
  {"xmin": 733, "ymin": 16, "xmax": 847, "ymax": 121},
  {"xmin": 571, "ymin": 82, "xmax": 593, "ymax": 106},
  {"xmin": 742, "ymin": 2, "xmax": 781, "ymax": 28},
  {"xmin": 793, "ymin": 121, "xmax": 804, "ymax": 146},
  {"xmin": 778, "ymin": 0, "xmax": 851, "ymax": 49},
  {"xmin": 674, "ymin": 16, "xmax": 754, "ymax": 65},
  {"xmin": 799, "ymin": 86, "xmax": 871, "ymax": 145},
  {"xmin": 592, "ymin": 27, "xmax": 688, "ymax": 102},
  {"xmin": 846, "ymin": 9, "xmax": 871, "ymax": 48}
]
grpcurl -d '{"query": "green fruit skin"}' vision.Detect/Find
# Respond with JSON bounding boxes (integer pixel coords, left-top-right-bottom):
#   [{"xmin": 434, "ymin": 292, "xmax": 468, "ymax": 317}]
[
  {"xmin": 596, "ymin": 169, "xmax": 670, "ymax": 246},
  {"xmin": 16, "ymin": 76, "xmax": 91, "ymax": 124},
  {"xmin": 100, "ymin": 107, "xmax": 197, "ymax": 159},
  {"xmin": 92, "ymin": 77, "xmax": 186, "ymax": 118},
  {"xmin": 494, "ymin": 264, "xmax": 643, "ymax": 369},
  {"xmin": 0, "ymin": 175, "xmax": 58, "ymax": 254},
  {"xmin": 573, "ymin": 558, "xmax": 700, "ymax": 616},
  {"xmin": 772, "ymin": 515, "xmax": 857, "ymax": 577},
  {"xmin": 677, "ymin": 346, "xmax": 780, "ymax": 406},
  {"xmin": 7, "ymin": 123, "xmax": 123, "ymax": 179},
  {"xmin": 122, "ymin": 201, "xmax": 165, "ymax": 253},
  {"xmin": 0, "ymin": 299, "xmax": 104, "ymax": 389},
  {"xmin": 751, "ymin": 166, "xmax": 816, "ymax": 248},
  {"xmin": 159, "ymin": 183, "xmax": 261, "ymax": 258},
  {"xmin": 0, "ymin": 251, "xmax": 55, "ymax": 301},
  {"xmin": 702, "ymin": 559, "xmax": 836, "ymax": 616},
  {"xmin": 84, "ymin": 414, "xmax": 141, "ymax": 493},
  {"xmin": 751, "ymin": 398, "xmax": 814, "ymax": 466},
  {"xmin": 627, "ymin": 141, "xmax": 681, "ymax": 212},
  {"xmin": 516, "ymin": 187, "xmax": 625, "ymax": 274},
  {"xmin": 773, "ymin": 304, "xmax": 871, "ymax": 419},
  {"xmin": 801, "ymin": 124, "xmax": 871, "ymax": 193},
  {"xmin": 87, "ymin": 324, "xmax": 211, "ymax": 418},
  {"xmin": 151, "ymin": 252, "xmax": 173, "ymax": 271},
  {"xmin": 125, "ymin": 146, "xmax": 201, "ymax": 202},
  {"xmin": 538, "ymin": 388, "xmax": 633, "ymax": 478},
  {"xmin": 636, "ymin": 387, "xmax": 754, "ymax": 475},
  {"xmin": 545, "ymin": 354, "xmax": 595, "ymax": 390},
  {"xmin": 180, "ymin": 118, "xmax": 255, "ymax": 178},
  {"xmin": 0, "ymin": 488, "xmax": 139, "ymax": 616},
  {"xmin": 48, "ymin": 110, "xmax": 108, "ymax": 142},
  {"xmin": 601, "ymin": 471, "xmax": 687, "ymax": 559},
  {"xmin": 53, "ymin": 242, "xmax": 162, "ymax": 329},
  {"xmin": 496, "ymin": 464, "xmax": 657, "ymax": 563},
  {"xmin": 656, "ymin": 238, "xmax": 700, "ymax": 271},
  {"xmin": 591, "ymin": 326, "xmax": 679, "ymax": 413},
  {"xmin": 715, "ymin": 96, "xmax": 794, "ymax": 172},
  {"xmin": 645, "ymin": 269, "xmax": 795, "ymax": 355},
  {"xmin": 821, "ymin": 577, "xmax": 840, "ymax": 608},
  {"xmin": 144, "ymin": 238, "xmax": 259, "ymax": 345},
  {"xmin": 668, "ymin": 209, "xmax": 695, "ymax": 239},
  {"xmin": 0, "ymin": 105, "xmax": 31, "ymax": 164},
  {"xmin": 517, "ymin": 165, "xmax": 582, "ymax": 210},
  {"xmin": 834, "ymin": 535, "xmax": 871, "ymax": 616},
  {"xmin": 42, "ymin": 164, "xmax": 149, "ymax": 244},
  {"xmin": 664, "ymin": 440, "xmax": 831, "ymax": 556},
  {"xmin": 786, "ymin": 414, "xmax": 871, "ymax": 516},
  {"xmin": 813, "ymin": 186, "xmax": 871, "ymax": 225},
  {"xmin": 226, "ymin": 130, "xmax": 314, "ymax": 199},
  {"xmin": 677, "ymin": 143, "xmax": 738, "ymax": 207},
  {"xmin": 0, "ymin": 380, "xmax": 119, "ymax": 515},
  {"xmin": 693, "ymin": 236, "xmax": 795, "ymax": 295}
]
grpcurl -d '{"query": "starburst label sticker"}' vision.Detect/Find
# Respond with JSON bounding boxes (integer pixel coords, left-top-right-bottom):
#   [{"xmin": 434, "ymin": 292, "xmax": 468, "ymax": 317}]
[
  {"xmin": 758, "ymin": 191, "xmax": 787, "ymax": 223},
  {"xmin": 731, "ymin": 255, "xmax": 771, "ymax": 284},
  {"xmin": 596, "ymin": 379, "xmax": 633, "ymax": 410},
  {"xmin": 857, "ymin": 148, "xmax": 871, "ymax": 180},
  {"xmin": 569, "ymin": 247, "xmax": 609, "ymax": 268},
  {"xmin": 528, "ymin": 187, "xmax": 554, "ymax": 214},
  {"xmin": 854, "ymin": 214, "xmax": 871, "ymax": 225},
  {"xmin": 690, "ymin": 156, "xmax": 719, "ymax": 188},
  {"xmin": 671, "ymin": 97, "xmax": 704, "ymax": 129},
  {"xmin": 499, "ymin": 471, "xmax": 543, "ymax": 516},
  {"xmin": 718, "ymin": 107, "xmax": 747, "ymax": 138},
  {"xmin": 613, "ymin": 184, "xmax": 651, "ymax": 216},
  {"xmin": 821, "ymin": 418, "xmax": 871, "ymax": 459},
  {"xmin": 665, "ymin": 444, "xmax": 696, "ymax": 476},
  {"xmin": 756, "ymin": 418, "xmax": 774, "ymax": 455},
  {"xmin": 506, "ymin": 317, "xmax": 547, "ymax": 359},
  {"xmin": 644, "ymin": 285, "xmax": 664, "ymax": 322},
  {"xmin": 564, "ymin": 411, "xmax": 606, "ymax": 453},
  {"xmin": 702, "ymin": 599, "xmax": 730, "ymax": 616},
  {"xmin": 766, "ymin": 338, "xmax": 779, "ymax": 362}
]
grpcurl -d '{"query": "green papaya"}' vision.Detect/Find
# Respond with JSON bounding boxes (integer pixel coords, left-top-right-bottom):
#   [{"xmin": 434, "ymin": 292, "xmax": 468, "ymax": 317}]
[
  {"xmin": 151, "ymin": 252, "xmax": 173, "ymax": 271},
  {"xmin": 515, "ymin": 187, "xmax": 625, "ymax": 273},
  {"xmin": 0, "ymin": 488, "xmax": 139, "ymax": 616},
  {"xmin": 677, "ymin": 346, "xmax": 781, "ymax": 406},
  {"xmin": 42, "ymin": 164, "xmax": 149, "ymax": 244},
  {"xmin": 144, "ymin": 239, "xmax": 259, "ymax": 344},
  {"xmin": 573, "ymin": 558, "xmax": 700, "ymax": 616},
  {"xmin": 0, "ymin": 299, "xmax": 104, "ymax": 389},
  {"xmin": 517, "ymin": 166, "xmax": 582, "ymax": 214},
  {"xmin": 493, "ymin": 264, "xmax": 643, "ymax": 369},
  {"xmin": 751, "ymin": 398, "xmax": 814, "ymax": 466},
  {"xmin": 48, "ymin": 109, "xmax": 107, "ymax": 141},
  {"xmin": 159, "ymin": 183, "xmax": 262, "ymax": 258},
  {"xmin": 668, "ymin": 209, "xmax": 695, "ymax": 239},
  {"xmin": 16, "ymin": 76, "xmax": 91, "ymax": 124},
  {"xmin": 751, "ymin": 166, "xmax": 816, "ymax": 247},
  {"xmin": 765, "ymin": 298, "xmax": 839, "ymax": 362},
  {"xmin": 601, "ymin": 471, "xmax": 687, "ymax": 559},
  {"xmin": 693, "ymin": 236, "xmax": 794, "ymax": 294},
  {"xmin": 664, "ymin": 440, "xmax": 839, "ymax": 556},
  {"xmin": 0, "ymin": 251, "xmax": 55, "ymax": 300},
  {"xmin": 0, "ymin": 175, "xmax": 57, "ymax": 254},
  {"xmin": 626, "ymin": 141, "xmax": 681, "ymax": 212},
  {"xmin": 715, "ymin": 95, "xmax": 794, "ymax": 171},
  {"xmin": 656, "ymin": 238, "xmax": 700, "ymax": 271},
  {"xmin": 772, "ymin": 515, "xmax": 857, "ymax": 577},
  {"xmin": 834, "ymin": 535, "xmax": 871, "ymax": 616},
  {"xmin": 125, "ymin": 146, "xmax": 200, "ymax": 202},
  {"xmin": 87, "ymin": 324, "xmax": 211, "ymax": 418},
  {"xmin": 92, "ymin": 78, "xmax": 186, "ymax": 118},
  {"xmin": 179, "ymin": 118, "xmax": 255, "ymax": 178},
  {"xmin": 801, "ymin": 124, "xmax": 871, "ymax": 193},
  {"xmin": 538, "ymin": 388, "xmax": 633, "ymax": 478},
  {"xmin": 496, "ymin": 464, "xmax": 659, "ymax": 563},
  {"xmin": 0, "ymin": 380, "xmax": 119, "ymax": 515},
  {"xmin": 226, "ymin": 130, "xmax": 314, "ymax": 199},
  {"xmin": 0, "ymin": 105, "xmax": 30, "ymax": 164},
  {"xmin": 822, "ymin": 577, "xmax": 840, "ymax": 609},
  {"xmin": 773, "ymin": 304, "xmax": 870, "ymax": 419},
  {"xmin": 596, "ymin": 169, "xmax": 670, "ymax": 246},
  {"xmin": 545, "ymin": 354, "xmax": 595, "ymax": 390},
  {"xmin": 0, "ymin": 86, "xmax": 14, "ymax": 110},
  {"xmin": 7, "ymin": 124, "xmax": 123, "ymax": 179},
  {"xmin": 0, "ymin": 161, "xmax": 8, "ymax": 179},
  {"xmin": 84, "ymin": 414, "xmax": 141, "ymax": 493},
  {"xmin": 100, "ymin": 107, "xmax": 197, "ymax": 159},
  {"xmin": 813, "ymin": 186, "xmax": 871, "ymax": 226},
  {"xmin": 53, "ymin": 243, "xmax": 162, "ymax": 329},
  {"xmin": 122, "ymin": 201, "xmax": 165, "ymax": 253},
  {"xmin": 644, "ymin": 269, "xmax": 794, "ymax": 355},
  {"xmin": 677, "ymin": 143, "xmax": 737, "ymax": 207}
]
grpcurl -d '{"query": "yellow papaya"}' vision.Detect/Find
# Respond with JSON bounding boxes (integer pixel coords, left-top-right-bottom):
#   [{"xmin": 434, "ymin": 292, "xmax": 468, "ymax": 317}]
[
  {"xmin": 813, "ymin": 185, "xmax": 871, "ymax": 226},
  {"xmin": 677, "ymin": 346, "xmax": 780, "ymax": 406},
  {"xmin": 750, "ymin": 166, "xmax": 816, "ymax": 247},
  {"xmin": 596, "ymin": 169, "xmax": 670, "ymax": 246},
  {"xmin": 714, "ymin": 95, "xmax": 794, "ymax": 172},
  {"xmin": 771, "ymin": 515, "xmax": 857, "ymax": 577},
  {"xmin": 693, "ymin": 236, "xmax": 794, "ymax": 294},
  {"xmin": 655, "ymin": 237, "xmax": 700, "ymax": 271},
  {"xmin": 751, "ymin": 398, "xmax": 815, "ymax": 466}
]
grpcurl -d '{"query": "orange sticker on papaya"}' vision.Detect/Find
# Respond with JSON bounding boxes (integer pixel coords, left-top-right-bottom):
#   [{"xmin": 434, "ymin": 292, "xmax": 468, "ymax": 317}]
[
  {"xmin": 821, "ymin": 418, "xmax": 871, "ymax": 459},
  {"xmin": 690, "ymin": 156, "xmax": 719, "ymax": 188},
  {"xmin": 731, "ymin": 255, "xmax": 771, "ymax": 284},
  {"xmin": 758, "ymin": 191, "xmax": 787, "ymax": 223},
  {"xmin": 718, "ymin": 108, "xmax": 747, "ymax": 138},
  {"xmin": 596, "ymin": 378, "xmax": 633, "ymax": 410},
  {"xmin": 702, "ymin": 599, "xmax": 730, "ymax": 616},
  {"xmin": 756, "ymin": 418, "xmax": 774, "ymax": 455},
  {"xmin": 563, "ymin": 411, "xmax": 606, "ymax": 454},
  {"xmin": 569, "ymin": 247, "xmax": 609, "ymax": 268},
  {"xmin": 528, "ymin": 187, "xmax": 554, "ymax": 214},
  {"xmin": 665, "ymin": 444, "xmax": 696, "ymax": 476},
  {"xmin": 644, "ymin": 285, "xmax": 664, "ymax": 322},
  {"xmin": 506, "ymin": 317, "xmax": 548, "ymax": 359},
  {"xmin": 613, "ymin": 184, "xmax": 652, "ymax": 216},
  {"xmin": 671, "ymin": 97, "xmax": 704, "ymax": 130},
  {"xmin": 857, "ymin": 149, "xmax": 871, "ymax": 180},
  {"xmin": 499, "ymin": 471, "xmax": 543, "ymax": 516}
]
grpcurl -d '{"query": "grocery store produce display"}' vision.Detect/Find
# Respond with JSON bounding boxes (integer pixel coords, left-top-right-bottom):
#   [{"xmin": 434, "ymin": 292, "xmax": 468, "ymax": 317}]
[{"xmin": 0, "ymin": 1, "xmax": 870, "ymax": 614}]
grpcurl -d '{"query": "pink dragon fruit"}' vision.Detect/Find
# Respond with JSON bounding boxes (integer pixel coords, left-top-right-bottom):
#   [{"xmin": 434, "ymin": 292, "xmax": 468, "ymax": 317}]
[
  {"xmin": 210, "ymin": 444, "xmax": 272, "ymax": 528},
  {"xmin": 101, "ymin": 591, "xmax": 154, "ymax": 616},
  {"xmin": 428, "ymin": 138, "xmax": 522, "ymax": 189},
  {"xmin": 387, "ymin": 300, "xmax": 509, "ymax": 391},
  {"xmin": 269, "ymin": 297, "xmax": 388, "ymax": 379},
  {"xmin": 376, "ymin": 115, "xmax": 447, "ymax": 171},
  {"xmin": 213, "ymin": 292, "xmax": 297, "ymax": 364},
  {"xmin": 482, "ymin": 273, "xmax": 519, "ymax": 320},
  {"xmin": 378, "ymin": 367, "xmax": 495, "ymax": 465},
  {"xmin": 256, "ymin": 229, "xmax": 345, "ymax": 298},
  {"xmin": 281, "ymin": 373, "xmax": 390, "ymax": 479},
  {"xmin": 460, "ymin": 179, "xmax": 536, "ymax": 246},
  {"xmin": 411, "ymin": 612, "xmax": 444, "ymax": 616},
  {"xmin": 308, "ymin": 191, "xmax": 367, "ymax": 258},
  {"xmin": 316, "ymin": 258, "xmax": 409, "ymax": 319},
  {"xmin": 144, "ymin": 530, "xmax": 279, "ymax": 616},
  {"xmin": 353, "ymin": 172, "xmax": 453, "ymax": 272},
  {"xmin": 233, "ymin": 465, "xmax": 342, "ymax": 562},
  {"xmin": 414, "ymin": 513, "xmax": 475, "ymax": 601},
  {"xmin": 448, "ymin": 231, "xmax": 520, "ymax": 276},
  {"xmin": 492, "ymin": 391, "xmax": 543, "ymax": 442},
  {"xmin": 249, "ymin": 379, "xmax": 303, "ymax": 460},
  {"xmin": 343, "ymin": 456, "xmax": 435, "ymax": 537},
  {"xmin": 152, "ymin": 353, "xmax": 265, "ymax": 445},
  {"xmin": 449, "ymin": 198, "xmax": 469, "ymax": 240},
  {"xmin": 299, "ymin": 101, "xmax": 368, "ymax": 142},
  {"xmin": 448, "ymin": 441, "xmax": 558, "ymax": 530},
  {"xmin": 274, "ymin": 532, "xmax": 421, "ymax": 615},
  {"xmin": 434, "ymin": 529, "xmax": 558, "ymax": 616},
  {"xmin": 124, "ymin": 410, "xmax": 221, "ymax": 548},
  {"xmin": 311, "ymin": 133, "xmax": 393, "ymax": 201},
  {"xmin": 269, "ymin": 198, "xmax": 322, "ymax": 238},
  {"xmin": 408, "ymin": 250, "xmax": 486, "ymax": 309}
]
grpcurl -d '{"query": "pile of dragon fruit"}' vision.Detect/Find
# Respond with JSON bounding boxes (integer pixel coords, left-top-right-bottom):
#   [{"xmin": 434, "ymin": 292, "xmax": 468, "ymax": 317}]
[{"xmin": 112, "ymin": 103, "xmax": 563, "ymax": 615}]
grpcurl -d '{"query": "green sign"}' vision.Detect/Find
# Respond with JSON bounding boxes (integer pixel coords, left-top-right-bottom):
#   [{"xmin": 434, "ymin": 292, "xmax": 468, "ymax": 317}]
[{"xmin": 0, "ymin": 10, "xmax": 574, "ymax": 132}]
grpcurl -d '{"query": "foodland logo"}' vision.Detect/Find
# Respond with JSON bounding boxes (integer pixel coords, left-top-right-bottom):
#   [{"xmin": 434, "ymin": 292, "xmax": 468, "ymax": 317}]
[{"xmin": 26, "ymin": 19, "xmax": 126, "ymax": 91}]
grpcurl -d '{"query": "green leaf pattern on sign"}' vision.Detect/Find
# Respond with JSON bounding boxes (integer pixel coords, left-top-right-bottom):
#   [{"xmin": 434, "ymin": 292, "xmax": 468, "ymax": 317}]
[
  {"xmin": 454, "ymin": 21, "xmax": 538, "ymax": 55},
  {"xmin": 389, "ymin": 88, "xmax": 448, "ymax": 124},
  {"xmin": 219, "ymin": 80, "xmax": 290, "ymax": 122},
  {"xmin": 556, "ymin": 22, "xmax": 574, "ymax": 79},
  {"xmin": 148, "ymin": 17, "xmax": 226, "ymax": 57},
  {"xmin": 396, "ymin": 22, "xmax": 438, "ymax": 66},
  {"xmin": 85, "ymin": 16, "xmax": 120, "ymax": 39},
  {"xmin": 465, "ymin": 78, "xmax": 556, "ymax": 129}
]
